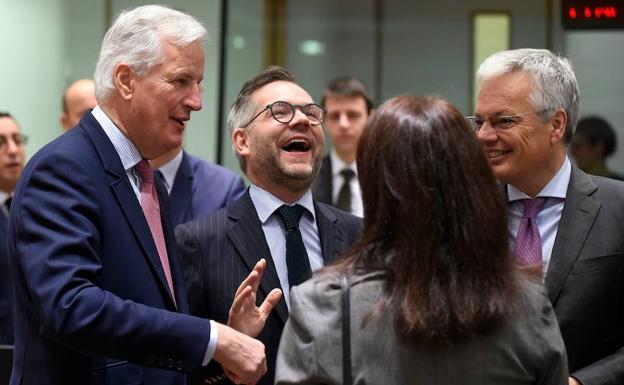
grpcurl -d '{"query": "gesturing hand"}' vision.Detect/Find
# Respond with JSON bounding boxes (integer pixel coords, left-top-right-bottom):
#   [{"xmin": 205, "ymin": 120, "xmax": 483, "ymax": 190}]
[{"xmin": 228, "ymin": 258, "xmax": 282, "ymax": 337}]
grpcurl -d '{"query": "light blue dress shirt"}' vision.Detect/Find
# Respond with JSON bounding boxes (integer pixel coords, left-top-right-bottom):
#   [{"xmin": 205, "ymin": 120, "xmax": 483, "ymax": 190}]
[
  {"xmin": 91, "ymin": 106, "xmax": 218, "ymax": 365},
  {"xmin": 507, "ymin": 157, "xmax": 571, "ymax": 274},
  {"xmin": 249, "ymin": 184, "xmax": 323, "ymax": 309}
]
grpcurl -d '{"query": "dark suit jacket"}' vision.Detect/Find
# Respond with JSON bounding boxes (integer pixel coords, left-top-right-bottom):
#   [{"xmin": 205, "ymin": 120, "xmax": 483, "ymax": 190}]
[
  {"xmin": 0, "ymin": 211, "xmax": 13, "ymax": 345},
  {"xmin": 276, "ymin": 271, "xmax": 567, "ymax": 385},
  {"xmin": 8, "ymin": 113, "xmax": 211, "ymax": 385},
  {"xmin": 311, "ymin": 155, "xmax": 332, "ymax": 205},
  {"xmin": 543, "ymin": 165, "xmax": 624, "ymax": 385},
  {"xmin": 175, "ymin": 191, "xmax": 362, "ymax": 385},
  {"xmin": 168, "ymin": 151, "xmax": 245, "ymax": 226}
]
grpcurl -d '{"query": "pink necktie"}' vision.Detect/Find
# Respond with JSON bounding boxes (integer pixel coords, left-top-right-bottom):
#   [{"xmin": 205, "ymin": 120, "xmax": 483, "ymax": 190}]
[
  {"xmin": 513, "ymin": 197, "xmax": 547, "ymax": 266},
  {"xmin": 135, "ymin": 160, "xmax": 175, "ymax": 300}
]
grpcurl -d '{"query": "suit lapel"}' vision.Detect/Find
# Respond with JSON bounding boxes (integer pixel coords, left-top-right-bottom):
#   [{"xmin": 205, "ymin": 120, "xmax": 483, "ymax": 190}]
[
  {"xmin": 314, "ymin": 202, "xmax": 346, "ymax": 264},
  {"xmin": 227, "ymin": 191, "xmax": 289, "ymax": 322},
  {"xmin": 545, "ymin": 166, "xmax": 600, "ymax": 304},
  {"xmin": 312, "ymin": 156, "xmax": 333, "ymax": 204},
  {"xmin": 169, "ymin": 151, "xmax": 193, "ymax": 225},
  {"xmin": 82, "ymin": 115, "xmax": 177, "ymax": 309}
]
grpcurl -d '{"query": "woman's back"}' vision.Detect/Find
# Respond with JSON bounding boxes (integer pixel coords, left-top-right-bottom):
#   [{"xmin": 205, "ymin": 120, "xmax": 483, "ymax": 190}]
[{"xmin": 276, "ymin": 270, "xmax": 567, "ymax": 385}]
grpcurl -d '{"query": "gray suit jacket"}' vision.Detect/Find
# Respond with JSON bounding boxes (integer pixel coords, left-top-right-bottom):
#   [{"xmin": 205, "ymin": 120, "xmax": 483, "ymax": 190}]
[
  {"xmin": 175, "ymin": 190, "xmax": 362, "ymax": 385},
  {"xmin": 544, "ymin": 166, "xmax": 624, "ymax": 385},
  {"xmin": 276, "ymin": 271, "xmax": 567, "ymax": 385}
]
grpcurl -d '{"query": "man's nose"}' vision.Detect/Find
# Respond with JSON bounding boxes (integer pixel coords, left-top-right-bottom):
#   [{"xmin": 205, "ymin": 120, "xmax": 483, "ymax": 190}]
[{"xmin": 184, "ymin": 83, "xmax": 202, "ymax": 111}]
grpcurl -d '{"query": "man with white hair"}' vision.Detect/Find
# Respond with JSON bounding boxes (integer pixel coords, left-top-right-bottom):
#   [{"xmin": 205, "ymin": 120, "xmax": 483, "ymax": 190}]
[
  {"xmin": 8, "ymin": 5, "xmax": 273, "ymax": 385},
  {"xmin": 472, "ymin": 48, "xmax": 624, "ymax": 385}
]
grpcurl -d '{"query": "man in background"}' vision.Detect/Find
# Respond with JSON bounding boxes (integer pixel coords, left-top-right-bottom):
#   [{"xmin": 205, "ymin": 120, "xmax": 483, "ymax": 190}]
[
  {"xmin": 0, "ymin": 112, "xmax": 26, "ymax": 346},
  {"xmin": 150, "ymin": 146, "xmax": 245, "ymax": 226},
  {"xmin": 176, "ymin": 66, "xmax": 362, "ymax": 385},
  {"xmin": 570, "ymin": 116, "xmax": 623, "ymax": 180},
  {"xmin": 60, "ymin": 78, "xmax": 97, "ymax": 130},
  {"xmin": 474, "ymin": 48, "xmax": 624, "ymax": 385},
  {"xmin": 311, "ymin": 76, "xmax": 373, "ymax": 217}
]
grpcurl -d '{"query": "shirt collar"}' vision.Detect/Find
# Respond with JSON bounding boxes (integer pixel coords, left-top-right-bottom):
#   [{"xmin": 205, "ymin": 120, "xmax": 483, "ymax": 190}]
[
  {"xmin": 91, "ymin": 105, "xmax": 143, "ymax": 171},
  {"xmin": 330, "ymin": 149, "xmax": 357, "ymax": 177},
  {"xmin": 0, "ymin": 191, "xmax": 9, "ymax": 206},
  {"xmin": 157, "ymin": 150, "xmax": 184, "ymax": 192},
  {"xmin": 249, "ymin": 184, "xmax": 316, "ymax": 224},
  {"xmin": 507, "ymin": 156, "xmax": 571, "ymax": 202}
]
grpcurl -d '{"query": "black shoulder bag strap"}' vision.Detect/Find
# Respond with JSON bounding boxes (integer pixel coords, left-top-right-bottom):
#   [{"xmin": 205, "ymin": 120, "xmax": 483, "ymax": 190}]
[{"xmin": 341, "ymin": 271, "xmax": 352, "ymax": 385}]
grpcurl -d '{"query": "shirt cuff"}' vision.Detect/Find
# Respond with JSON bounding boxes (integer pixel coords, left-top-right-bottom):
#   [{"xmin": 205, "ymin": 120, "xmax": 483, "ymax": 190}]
[{"xmin": 202, "ymin": 320, "xmax": 219, "ymax": 366}]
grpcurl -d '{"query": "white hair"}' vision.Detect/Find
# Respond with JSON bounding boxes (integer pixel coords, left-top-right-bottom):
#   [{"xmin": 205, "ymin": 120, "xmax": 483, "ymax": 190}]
[
  {"xmin": 476, "ymin": 48, "xmax": 580, "ymax": 143},
  {"xmin": 94, "ymin": 5, "xmax": 207, "ymax": 102}
]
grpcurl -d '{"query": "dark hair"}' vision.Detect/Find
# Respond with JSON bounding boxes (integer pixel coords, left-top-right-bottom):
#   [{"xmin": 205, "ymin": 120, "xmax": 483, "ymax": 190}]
[
  {"xmin": 0, "ymin": 112, "xmax": 14, "ymax": 120},
  {"xmin": 227, "ymin": 66, "xmax": 297, "ymax": 172},
  {"xmin": 339, "ymin": 95, "xmax": 517, "ymax": 344},
  {"xmin": 321, "ymin": 76, "xmax": 373, "ymax": 113},
  {"xmin": 575, "ymin": 116, "xmax": 617, "ymax": 158}
]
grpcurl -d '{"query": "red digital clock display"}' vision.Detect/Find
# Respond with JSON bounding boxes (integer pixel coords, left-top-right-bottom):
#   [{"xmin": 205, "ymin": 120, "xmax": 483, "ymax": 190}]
[{"xmin": 562, "ymin": 0, "xmax": 624, "ymax": 29}]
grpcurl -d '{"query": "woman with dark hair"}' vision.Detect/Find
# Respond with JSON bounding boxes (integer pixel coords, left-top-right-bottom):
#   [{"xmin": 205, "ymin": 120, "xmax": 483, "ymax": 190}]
[{"xmin": 275, "ymin": 95, "xmax": 567, "ymax": 384}]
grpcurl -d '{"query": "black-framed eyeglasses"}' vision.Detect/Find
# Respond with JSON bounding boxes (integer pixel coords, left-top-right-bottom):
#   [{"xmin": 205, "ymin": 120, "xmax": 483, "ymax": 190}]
[
  {"xmin": 0, "ymin": 134, "xmax": 28, "ymax": 150},
  {"xmin": 242, "ymin": 101, "xmax": 326, "ymax": 128},
  {"xmin": 465, "ymin": 109, "xmax": 551, "ymax": 133}
]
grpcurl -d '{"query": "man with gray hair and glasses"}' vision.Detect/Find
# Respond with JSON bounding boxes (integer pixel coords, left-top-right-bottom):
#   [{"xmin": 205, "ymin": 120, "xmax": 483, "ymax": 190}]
[
  {"xmin": 8, "ymin": 5, "xmax": 271, "ymax": 385},
  {"xmin": 470, "ymin": 48, "xmax": 624, "ymax": 385}
]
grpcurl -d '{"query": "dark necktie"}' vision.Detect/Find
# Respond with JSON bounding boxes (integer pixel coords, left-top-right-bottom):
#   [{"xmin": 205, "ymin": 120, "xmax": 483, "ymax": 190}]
[
  {"xmin": 335, "ymin": 168, "xmax": 356, "ymax": 213},
  {"xmin": 513, "ymin": 197, "xmax": 547, "ymax": 266},
  {"xmin": 4, "ymin": 196, "xmax": 12, "ymax": 212},
  {"xmin": 276, "ymin": 204, "xmax": 312, "ymax": 288}
]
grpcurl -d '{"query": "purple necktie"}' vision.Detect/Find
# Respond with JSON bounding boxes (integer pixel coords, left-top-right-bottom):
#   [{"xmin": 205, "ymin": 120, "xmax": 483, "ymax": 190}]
[
  {"xmin": 135, "ymin": 160, "xmax": 175, "ymax": 301},
  {"xmin": 513, "ymin": 197, "xmax": 547, "ymax": 266}
]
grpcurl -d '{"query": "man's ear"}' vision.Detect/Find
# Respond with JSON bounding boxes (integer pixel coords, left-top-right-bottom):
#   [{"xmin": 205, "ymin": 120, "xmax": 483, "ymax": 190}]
[
  {"xmin": 550, "ymin": 109, "xmax": 568, "ymax": 145},
  {"xmin": 232, "ymin": 128, "xmax": 250, "ymax": 158},
  {"xmin": 113, "ymin": 63, "xmax": 134, "ymax": 100}
]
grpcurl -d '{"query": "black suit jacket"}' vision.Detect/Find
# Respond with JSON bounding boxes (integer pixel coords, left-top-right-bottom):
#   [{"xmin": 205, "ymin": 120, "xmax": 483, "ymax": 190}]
[
  {"xmin": 175, "ymin": 190, "xmax": 362, "ymax": 385},
  {"xmin": 538, "ymin": 166, "xmax": 624, "ymax": 385},
  {"xmin": 311, "ymin": 155, "xmax": 333, "ymax": 205}
]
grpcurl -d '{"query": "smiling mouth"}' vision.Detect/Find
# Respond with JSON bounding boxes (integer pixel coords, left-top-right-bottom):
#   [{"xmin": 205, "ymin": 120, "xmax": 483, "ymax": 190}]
[
  {"xmin": 171, "ymin": 117, "xmax": 186, "ymax": 127},
  {"xmin": 488, "ymin": 150, "xmax": 510, "ymax": 158},
  {"xmin": 282, "ymin": 138, "xmax": 311, "ymax": 152}
]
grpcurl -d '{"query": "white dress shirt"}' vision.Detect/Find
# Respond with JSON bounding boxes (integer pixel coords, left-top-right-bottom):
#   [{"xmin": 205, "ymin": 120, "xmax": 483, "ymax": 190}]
[
  {"xmin": 507, "ymin": 157, "xmax": 571, "ymax": 274},
  {"xmin": 330, "ymin": 149, "xmax": 363, "ymax": 217},
  {"xmin": 249, "ymin": 185, "xmax": 323, "ymax": 309}
]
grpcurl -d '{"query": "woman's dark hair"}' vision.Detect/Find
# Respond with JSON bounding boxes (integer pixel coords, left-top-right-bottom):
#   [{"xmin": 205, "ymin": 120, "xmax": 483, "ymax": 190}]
[{"xmin": 339, "ymin": 95, "xmax": 517, "ymax": 344}]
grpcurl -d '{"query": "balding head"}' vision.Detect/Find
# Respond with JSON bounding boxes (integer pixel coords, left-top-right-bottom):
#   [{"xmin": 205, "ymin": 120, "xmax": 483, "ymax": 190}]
[{"xmin": 61, "ymin": 79, "xmax": 97, "ymax": 130}]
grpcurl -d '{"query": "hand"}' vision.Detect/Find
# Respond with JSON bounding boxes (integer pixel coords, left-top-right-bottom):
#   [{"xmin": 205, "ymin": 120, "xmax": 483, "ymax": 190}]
[
  {"xmin": 228, "ymin": 258, "xmax": 282, "ymax": 337},
  {"xmin": 569, "ymin": 377, "xmax": 581, "ymax": 385},
  {"xmin": 213, "ymin": 322, "xmax": 267, "ymax": 385}
]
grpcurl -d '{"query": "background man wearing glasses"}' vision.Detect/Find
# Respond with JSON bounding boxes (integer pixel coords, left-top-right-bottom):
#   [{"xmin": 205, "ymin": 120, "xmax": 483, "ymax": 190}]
[
  {"xmin": 176, "ymin": 66, "xmax": 362, "ymax": 385},
  {"xmin": 0, "ymin": 112, "xmax": 26, "ymax": 346},
  {"xmin": 473, "ymin": 48, "xmax": 624, "ymax": 385}
]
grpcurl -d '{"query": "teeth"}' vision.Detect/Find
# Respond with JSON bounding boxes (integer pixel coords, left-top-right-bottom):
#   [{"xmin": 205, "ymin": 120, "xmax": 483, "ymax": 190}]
[{"xmin": 488, "ymin": 151, "xmax": 507, "ymax": 158}]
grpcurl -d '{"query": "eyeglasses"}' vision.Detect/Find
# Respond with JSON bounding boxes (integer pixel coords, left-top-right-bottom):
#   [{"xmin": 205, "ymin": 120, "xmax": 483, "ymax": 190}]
[
  {"xmin": 0, "ymin": 134, "xmax": 28, "ymax": 150},
  {"xmin": 465, "ymin": 109, "xmax": 551, "ymax": 133},
  {"xmin": 242, "ymin": 101, "xmax": 326, "ymax": 128}
]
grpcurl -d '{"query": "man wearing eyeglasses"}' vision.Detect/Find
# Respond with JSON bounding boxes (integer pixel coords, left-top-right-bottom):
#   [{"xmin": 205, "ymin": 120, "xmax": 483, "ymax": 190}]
[
  {"xmin": 473, "ymin": 48, "xmax": 624, "ymax": 385},
  {"xmin": 175, "ymin": 66, "xmax": 363, "ymax": 385},
  {"xmin": 0, "ymin": 112, "xmax": 26, "ymax": 346}
]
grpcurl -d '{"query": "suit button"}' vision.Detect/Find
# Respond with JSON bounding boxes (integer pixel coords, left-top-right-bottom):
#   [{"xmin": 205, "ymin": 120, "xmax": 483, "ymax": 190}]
[
  {"xmin": 167, "ymin": 358, "xmax": 174, "ymax": 368},
  {"xmin": 176, "ymin": 360, "xmax": 183, "ymax": 371}
]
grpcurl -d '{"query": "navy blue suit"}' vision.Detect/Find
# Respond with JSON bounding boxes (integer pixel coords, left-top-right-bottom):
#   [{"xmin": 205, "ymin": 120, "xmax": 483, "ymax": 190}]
[
  {"xmin": 168, "ymin": 152, "xmax": 244, "ymax": 226},
  {"xmin": 8, "ymin": 113, "xmax": 211, "ymax": 385},
  {"xmin": 0, "ymin": 210, "xmax": 13, "ymax": 345}
]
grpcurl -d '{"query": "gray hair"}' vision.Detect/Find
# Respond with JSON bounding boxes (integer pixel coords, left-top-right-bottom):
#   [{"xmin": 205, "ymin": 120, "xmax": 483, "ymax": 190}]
[
  {"xmin": 94, "ymin": 5, "xmax": 207, "ymax": 102},
  {"xmin": 476, "ymin": 48, "xmax": 580, "ymax": 143},
  {"xmin": 227, "ymin": 66, "xmax": 296, "ymax": 172}
]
